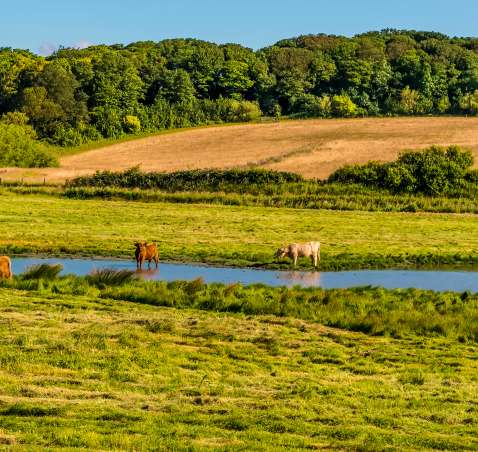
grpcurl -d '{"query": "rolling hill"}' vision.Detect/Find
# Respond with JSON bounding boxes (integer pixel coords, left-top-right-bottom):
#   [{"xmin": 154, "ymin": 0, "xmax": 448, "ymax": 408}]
[{"xmin": 3, "ymin": 116, "xmax": 478, "ymax": 183}]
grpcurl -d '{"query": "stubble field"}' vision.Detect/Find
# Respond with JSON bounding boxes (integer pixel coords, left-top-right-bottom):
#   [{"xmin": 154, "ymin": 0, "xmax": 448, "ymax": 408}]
[{"xmin": 3, "ymin": 116, "xmax": 478, "ymax": 183}]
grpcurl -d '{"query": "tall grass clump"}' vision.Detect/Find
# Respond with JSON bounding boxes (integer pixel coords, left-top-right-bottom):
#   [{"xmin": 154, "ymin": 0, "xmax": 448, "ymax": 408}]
[
  {"xmin": 86, "ymin": 269, "xmax": 138, "ymax": 287},
  {"xmin": 22, "ymin": 263, "xmax": 63, "ymax": 280}
]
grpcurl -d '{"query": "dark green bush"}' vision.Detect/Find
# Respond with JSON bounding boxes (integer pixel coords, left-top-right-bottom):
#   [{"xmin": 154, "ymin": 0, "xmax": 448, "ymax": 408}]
[
  {"xmin": 67, "ymin": 167, "xmax": 304, "ymax": 191},
  {"xmin": 329, "ymin": 146, "xmax": 474, "ymax": 195}
]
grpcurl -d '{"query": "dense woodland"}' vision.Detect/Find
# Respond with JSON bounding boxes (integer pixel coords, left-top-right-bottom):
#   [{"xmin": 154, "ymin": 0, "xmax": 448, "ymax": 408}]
[{"xmin": 2, "ymin": 29, "xmax": 478, "ymax": 164}]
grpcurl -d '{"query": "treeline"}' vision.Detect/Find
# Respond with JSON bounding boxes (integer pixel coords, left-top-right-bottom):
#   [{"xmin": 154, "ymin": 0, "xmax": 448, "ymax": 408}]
[{"xmin": 1, "ymin": 29, "xmax": 478, "ymax": 152}]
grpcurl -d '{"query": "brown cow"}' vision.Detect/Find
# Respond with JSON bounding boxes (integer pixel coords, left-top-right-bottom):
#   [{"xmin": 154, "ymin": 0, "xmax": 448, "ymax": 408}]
[
  {"xmin": 0, "ymin": 256, "xmax": 12, "ymax": 280},
  {"xmin": 134, "ymin": 242, "xmax": 159, "ymax": 269},
  {"xmin": 275, "ymin": 242, "xmax": 321, "ymax": 268}
]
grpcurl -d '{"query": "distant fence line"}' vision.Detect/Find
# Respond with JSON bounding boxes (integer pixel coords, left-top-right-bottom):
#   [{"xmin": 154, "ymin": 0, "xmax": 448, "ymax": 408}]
[{"xmin": 0, "ymin": 177, "xmax": 61, "ymax": 187}]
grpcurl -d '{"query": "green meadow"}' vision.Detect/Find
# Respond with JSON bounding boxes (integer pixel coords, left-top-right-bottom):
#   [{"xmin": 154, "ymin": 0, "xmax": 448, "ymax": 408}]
[
  {"xmin": 0, "ymin": 278, "xmax": 477, "ymax": 450},
  {"xmin": 1, "ymin": 191, "xmax": 478, "ymax": 270}
]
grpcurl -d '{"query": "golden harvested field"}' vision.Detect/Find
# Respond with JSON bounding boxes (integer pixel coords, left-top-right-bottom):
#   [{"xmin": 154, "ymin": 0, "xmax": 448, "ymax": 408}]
[{"xmin": 4, "ymin": 116, "xmax": 478, "ymax": 182}]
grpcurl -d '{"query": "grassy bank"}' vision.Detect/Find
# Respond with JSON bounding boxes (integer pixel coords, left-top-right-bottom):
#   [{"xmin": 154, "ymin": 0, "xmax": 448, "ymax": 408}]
[
  {"xmin": 4, "ymin": 273, "xmax": 478, "ymax": 341},
  {"xmin": 0, "ymin": 281, "xmax": 477, "ymax": 450},
  {"xmin": 63, "ymin": 185, "xmax": 478, "ymax": 214},
  {"xmin": 64, "ymin": 164, "xmax": 478, "ymax": 214},
  {"xmin": 1, "ymin": 192, "xmax": 478, "ymax": 270}
]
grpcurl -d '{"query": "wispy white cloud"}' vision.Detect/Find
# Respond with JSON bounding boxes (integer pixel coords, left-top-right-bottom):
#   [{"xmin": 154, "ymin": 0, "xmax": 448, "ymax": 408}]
[
  {"xmin": 38, "ymin": 39, "xmax": 93, "ymax": 56},
  {"xmin": 73, "ymin": 39, "xmax": 93, "ymax": 50},
  {"xmin": 38, "ymin": 42, "xmax": 58, "ymax": 56}
]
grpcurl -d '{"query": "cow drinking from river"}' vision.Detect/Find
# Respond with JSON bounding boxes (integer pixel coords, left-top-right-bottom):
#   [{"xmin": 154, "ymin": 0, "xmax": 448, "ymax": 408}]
[
  {"xmin": 275, "ymin": 242, "xmax": 321, "ymax": 268},
  {"xmin": 134, "ymin": 242, "xmax": 159, "ymax": 270}
]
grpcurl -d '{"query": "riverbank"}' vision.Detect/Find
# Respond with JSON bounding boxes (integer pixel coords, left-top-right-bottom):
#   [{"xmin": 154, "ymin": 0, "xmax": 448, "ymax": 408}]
[{"xmin": 10, "ymin": 256, "xmax": 478, "ymax": 292}]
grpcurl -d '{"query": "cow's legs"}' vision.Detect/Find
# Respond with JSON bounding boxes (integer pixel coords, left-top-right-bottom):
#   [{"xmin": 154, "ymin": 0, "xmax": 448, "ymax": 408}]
[{"xmin": 293, "ymin": 254, "xmax": 298, "ymax": 267}]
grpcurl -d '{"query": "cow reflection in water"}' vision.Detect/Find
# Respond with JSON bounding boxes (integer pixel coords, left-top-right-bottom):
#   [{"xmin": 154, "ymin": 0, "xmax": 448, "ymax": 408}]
[
  {"xmin": 279, "ymin": 271, "xmax": 321, "ymax": 287},
  {"xmin": 135, "ymin": 267, "xmax": 160, "ymax": 280}
]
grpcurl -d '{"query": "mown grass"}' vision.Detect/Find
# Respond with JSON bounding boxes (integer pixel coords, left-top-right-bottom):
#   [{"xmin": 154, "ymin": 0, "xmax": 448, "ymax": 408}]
[
  {"xmin": 1, "ymin": 191, "xmax": 478, "ymax": 270},
  {"xmin": 0, "ymin": 283, "xmax": 476, "ymax": 450}
]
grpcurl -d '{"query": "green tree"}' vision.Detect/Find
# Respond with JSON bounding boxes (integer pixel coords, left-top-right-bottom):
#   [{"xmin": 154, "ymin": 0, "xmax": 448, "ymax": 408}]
[
  {"xmin": 0, "ymin": 121, "xmax": 57, "ymax": 167},
  {"xmin": 216, "ymin": 60, "xmax": 254, "ymax": 100},
  {"xmin": 20, "ymin": 86, "xmax": 65, "ymax": 136},
  {"xmin": 459, "ymin": 90, "xmax": 478, "ymax": 114},
  {"xmin": 331, "ymin": 94, "xmax": 358, "ymax": 117},
  {"xmin": 37, "ymin": 60, "xmax": 87, "ymax": 126},
  {"xmin": 149, "ymin": 69, "xmax": 196, "ymax": 105}
]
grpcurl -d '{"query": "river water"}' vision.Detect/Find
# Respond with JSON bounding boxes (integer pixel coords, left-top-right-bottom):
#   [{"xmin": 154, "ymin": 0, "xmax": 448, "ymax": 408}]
[{"xmin": 10, "ymin": 257, "xmax": 478, "ymax": 292}]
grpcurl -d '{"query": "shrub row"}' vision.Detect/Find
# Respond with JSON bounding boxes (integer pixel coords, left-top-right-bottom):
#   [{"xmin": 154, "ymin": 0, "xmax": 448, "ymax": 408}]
[{"xmin": 67, "ymin": 167, "xmax": 304, "ymax": 191}]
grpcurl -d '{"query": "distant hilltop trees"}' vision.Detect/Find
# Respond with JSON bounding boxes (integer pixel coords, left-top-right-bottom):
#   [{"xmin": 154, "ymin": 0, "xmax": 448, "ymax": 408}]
[{"xmin": 2, "ymin": 29, "xmax": 478, "ymax": 147}]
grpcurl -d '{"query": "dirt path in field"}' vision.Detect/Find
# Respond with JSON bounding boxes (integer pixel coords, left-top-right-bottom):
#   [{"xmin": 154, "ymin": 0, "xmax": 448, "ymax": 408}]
[{"xmin": 3, "ymin": 117, "xmax": 478, "ymax": 183}]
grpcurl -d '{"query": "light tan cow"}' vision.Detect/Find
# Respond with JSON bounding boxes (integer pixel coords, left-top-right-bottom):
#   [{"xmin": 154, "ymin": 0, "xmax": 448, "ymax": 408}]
[
  {"xmin": 275, "ymin": 242, "xmax": 321, "ymax": 268},
  {"xmin": 0, "ymin": 256, "xmax": 12, "ymax": 280}
]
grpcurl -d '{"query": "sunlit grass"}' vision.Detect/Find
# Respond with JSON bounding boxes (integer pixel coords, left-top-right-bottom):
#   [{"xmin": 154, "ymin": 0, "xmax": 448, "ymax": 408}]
[
  {"xmin": 0, "ymin": 286, "xmax": 476, "ymax": 450},
  {"xmin": 1, "ymin": 192, "xmax": 478, "ymax": 270}
]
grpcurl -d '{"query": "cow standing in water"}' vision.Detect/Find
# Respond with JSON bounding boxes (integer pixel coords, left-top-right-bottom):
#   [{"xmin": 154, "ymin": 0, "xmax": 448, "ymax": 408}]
[
  {"xmin": 275, "ymin": 242, "xmax": 321, "ymax": 268},
  {"xmin": 134, "ymin": 242, "xmax": 159, "ymax": 269},
  {"xmin": 0, "ymin": 256, "xmax": 12, "ymax": 280}
]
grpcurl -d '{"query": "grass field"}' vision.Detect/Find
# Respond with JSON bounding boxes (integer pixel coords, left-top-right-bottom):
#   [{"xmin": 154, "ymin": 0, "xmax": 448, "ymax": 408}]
[
  {"xmin": 1, "ymin": 191, "xmax": 478, "ymax": 269},
  {"xmin": 3, "ymin": 116, "xmax": 478, "ymax": 183},
  {"xmin": 0, "ymin": 281, "xmax": 477, "ymax": 450}
]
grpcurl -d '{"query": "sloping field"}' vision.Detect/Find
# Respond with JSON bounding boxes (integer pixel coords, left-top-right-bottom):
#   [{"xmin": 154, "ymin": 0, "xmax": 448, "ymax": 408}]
[{"xmin": 3, "ymin": 117, "xmax": 478, "ymax": 182}]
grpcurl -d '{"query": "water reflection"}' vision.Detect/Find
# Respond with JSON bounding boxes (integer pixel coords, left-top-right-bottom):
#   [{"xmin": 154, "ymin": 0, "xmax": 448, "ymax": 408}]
[
  {"xmin": 9, "ymin": 257, "xmax": 478, "ymax": 292},
  {"xmin": 135, "ymin": 268, "xmax": 160, "ymax": 280},
  {"xmin": 278, "ymin": 271, "xmax": 321, "ymax": 287}
]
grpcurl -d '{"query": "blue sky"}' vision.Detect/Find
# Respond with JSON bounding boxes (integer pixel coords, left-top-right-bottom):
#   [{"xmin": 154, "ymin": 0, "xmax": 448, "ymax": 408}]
[{"xmin": 2, "ymin": 0, "xmax": 478, "ymax": 54}]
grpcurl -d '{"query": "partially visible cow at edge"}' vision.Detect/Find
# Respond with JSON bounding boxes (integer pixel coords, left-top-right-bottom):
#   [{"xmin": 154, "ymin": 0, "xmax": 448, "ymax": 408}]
[
  {"xmin": 134, "ymin": 242, "xmax": 159, "ymax": 269},
  {"xmin": 0, "ymin": 256, "xmax": 12, "ymax": 280},
  {"xmin": 275, "ymin": 242, "xmax": 321, "ymax": 268}
]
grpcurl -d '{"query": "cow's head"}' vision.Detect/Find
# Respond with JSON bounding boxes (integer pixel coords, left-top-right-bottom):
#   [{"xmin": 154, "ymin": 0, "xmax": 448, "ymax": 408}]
[
  {"xmin": 134, "ymin": 241, "xmax": 147, "ymax": 251},
  {"xmin": 275, "ymin": 247, "xmax": 287, "ymax": 259}
]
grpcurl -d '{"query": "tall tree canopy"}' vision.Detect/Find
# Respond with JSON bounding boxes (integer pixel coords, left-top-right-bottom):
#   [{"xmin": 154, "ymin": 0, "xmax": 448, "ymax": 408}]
[{"xmin": 2, "ymin": 30, "xmax": 478, "ymax": 146}]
